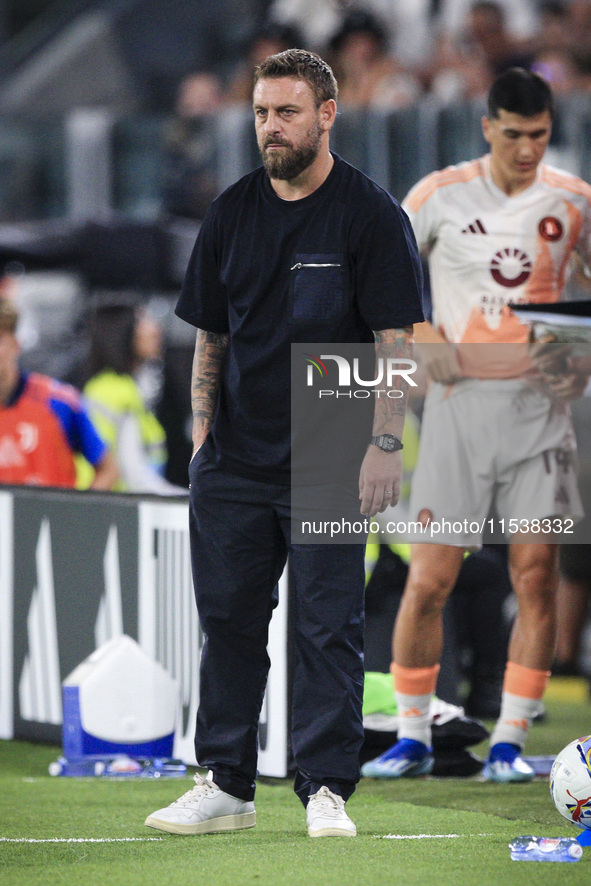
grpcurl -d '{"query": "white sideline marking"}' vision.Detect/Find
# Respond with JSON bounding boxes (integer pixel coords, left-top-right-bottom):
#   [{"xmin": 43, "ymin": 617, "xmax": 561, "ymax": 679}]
[
  {"xmin": 379, "ymin": 833, "xmax": 491, "ymax": 840},
  {"xmin": 0, "ymin": 837, "xmax": 164, "ymax": 843}
]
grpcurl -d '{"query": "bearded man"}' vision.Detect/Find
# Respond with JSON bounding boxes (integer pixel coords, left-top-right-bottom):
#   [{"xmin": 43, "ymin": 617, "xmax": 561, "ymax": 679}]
[{"xmin": 145, "ymin": 48, "xmax": 424, "ymax": 838}]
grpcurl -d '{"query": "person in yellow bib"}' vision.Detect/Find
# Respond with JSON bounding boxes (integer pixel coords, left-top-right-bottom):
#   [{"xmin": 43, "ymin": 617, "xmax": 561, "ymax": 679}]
[{"xmin": 78, "ymin": 299, "xmax": 186, "ymax": 495}]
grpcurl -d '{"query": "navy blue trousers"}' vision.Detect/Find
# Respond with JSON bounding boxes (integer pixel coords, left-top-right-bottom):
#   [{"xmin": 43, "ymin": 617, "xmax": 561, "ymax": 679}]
[{"xmin": 188, "ymin": 448, "xmax": 366, "ymax": 806}]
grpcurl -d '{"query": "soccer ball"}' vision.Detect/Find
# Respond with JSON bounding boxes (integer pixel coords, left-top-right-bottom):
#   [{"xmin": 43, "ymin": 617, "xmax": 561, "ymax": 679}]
[{"xmin": 550, "ymin": 735, "xmax": 591, "ymax": 830}]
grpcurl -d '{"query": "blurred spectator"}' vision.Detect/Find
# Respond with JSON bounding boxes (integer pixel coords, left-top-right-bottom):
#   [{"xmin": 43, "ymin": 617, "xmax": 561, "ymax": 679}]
[
  {"xmin": 328, "ymin": 10, "xmax": 422, "ymax": 110},
  {"xmin": 526, "ymin": 1, "xmax": 591, "ymax": 93},
  {"xmin": 530, "ymin": 3, "xmax": 577, "ymax": 96},
  {"xmin": 562, "ymin": 1, "xmax": 591, "ymax": 91},
  {"xmin": 461, "ymin": 1, "xmax": 535, "ymax": 77},
  {"xmin": 162, "ymin": 70, "xmax": 224, "ymax": 220},
  {"xmin": 173, "ymin": 70, "xmax": 225, "ymax": 118},
  {"xmin": 269, "ymin": 0, "xmax": 436, "ymax": 67},
  {"xmin": 225, "ymin": 22, "xmax": 304, "ymax": 105},
  {"xmin": 531, "ymin": 47, "xmax": 578, "ymax": 95},
  {"xmin": 436, "ymin": 0, "xmax": 539, "ymax": 48},
  {"xmin": 567, "ymin": 0, "xmax": 591, "ymax": 51},
  {"xmin": 133, "ymin": 302, "xmax": 166, "ymax": 414},
  {"xmin": 80, "ymin": 298, "xmax": 186, "ymax": 495},
  {"xmin": 0, "ymin": 297, "xmax": 117, "ymax": 490},
  {"xmin": 533, "ymin": 1, "xmax": 571, "ymax": 56},
  {"xmin": 428, "ymin": 31, "xmax": 494, "ymax": 103},
  {"xmin": 268, "ymin": 0, "xmax": 364, "ymax": 54},
  {"xmin": 572, "ymin": 47, "xmax": 591, "ymax": 92},
  {"xmin": 427, "ymin": 0, "xmax": 536, "ymax": 103},
  {"xmin": 376, "ymin": 0, "xmax": 436, "ymax": 67}
]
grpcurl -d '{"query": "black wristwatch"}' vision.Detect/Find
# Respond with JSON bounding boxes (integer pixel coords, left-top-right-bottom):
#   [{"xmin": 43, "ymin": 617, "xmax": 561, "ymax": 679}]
[{"xmin": 370, "ymin": 434, "xmax": 404, "ymax": 453}]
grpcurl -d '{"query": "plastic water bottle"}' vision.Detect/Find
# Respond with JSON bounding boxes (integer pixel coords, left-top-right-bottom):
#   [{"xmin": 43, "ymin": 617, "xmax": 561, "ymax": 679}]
[
  {"xmin": 48, "ymin": 755, "xmax": 187, "ymax": 778},
  {"xmin": 48, "ymin": 757, "xmax": 107, "ymax": 777},
  {"xmin": 509, "ymin": 835, "xmax": 583, "ymax": 862}
]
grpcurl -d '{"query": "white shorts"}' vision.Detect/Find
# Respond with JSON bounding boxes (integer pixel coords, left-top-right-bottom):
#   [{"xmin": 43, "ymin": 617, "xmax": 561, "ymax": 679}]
[{"xmin": 406, "ymin": 378, "xmax": 583, "ymax": 547}]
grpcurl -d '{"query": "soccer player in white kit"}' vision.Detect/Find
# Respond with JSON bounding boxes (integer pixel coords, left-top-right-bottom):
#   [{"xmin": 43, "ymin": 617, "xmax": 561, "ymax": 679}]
[{"xmin": 362, "ymin": 68, "xmax": 591, "ymax": 782}]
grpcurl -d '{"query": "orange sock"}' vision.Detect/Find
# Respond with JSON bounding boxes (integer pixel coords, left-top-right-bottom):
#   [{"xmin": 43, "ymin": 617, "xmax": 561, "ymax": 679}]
[
  {"xmin": 391, "ymin": 662, "xmax": 440, "ymax": 746},
  {"xmin": 490, "ymin": 661, "xmax": 551, "ymax": 750},
  {"xmin": 391, "ymin": 662, "xmax": 440, "ymax": 697},
  {"xmin": 503, "ymin": 661, "xmax": 550, "ymax": 700}
]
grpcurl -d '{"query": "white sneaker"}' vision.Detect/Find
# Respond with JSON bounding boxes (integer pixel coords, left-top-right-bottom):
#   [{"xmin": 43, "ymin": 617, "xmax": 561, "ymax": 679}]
[
  {"xmin": 145, "ymin": 771, "xmax": 256, "ymax": 835},
  {"xmin": 306, "ymin": 786, "xmax": 357, "ymax": 838}
]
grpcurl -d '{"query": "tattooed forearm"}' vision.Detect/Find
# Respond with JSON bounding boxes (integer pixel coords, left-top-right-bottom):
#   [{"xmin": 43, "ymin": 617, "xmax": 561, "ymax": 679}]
[
  {"xmin": 372, "ymin": 326, "xmax": 414, "ymax": 434},
  {"xmin": 191, "ymin": 329, "xmax": 229, "ymax": 449}
]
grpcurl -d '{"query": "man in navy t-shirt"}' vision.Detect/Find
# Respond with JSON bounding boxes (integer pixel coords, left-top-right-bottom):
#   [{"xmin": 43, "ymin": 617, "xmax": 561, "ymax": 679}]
[{"xmin": 145, "ymin": 49, "xmax": 424, "ymax": 839}]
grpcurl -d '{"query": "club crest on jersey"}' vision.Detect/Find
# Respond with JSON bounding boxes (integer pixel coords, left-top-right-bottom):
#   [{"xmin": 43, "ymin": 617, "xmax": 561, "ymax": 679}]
[
  {"xmin": 539, "ymin": 216, "xmax": 563, "ymax": 242},
  {"xmin": 490, "ymin": 248, "xmax": 532, "ymax": 288}
]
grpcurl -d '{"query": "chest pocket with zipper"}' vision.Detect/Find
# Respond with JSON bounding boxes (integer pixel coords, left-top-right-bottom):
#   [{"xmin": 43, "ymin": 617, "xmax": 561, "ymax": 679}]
[{"xmin": 290, "ymin": 253, "xmax": 345, "ymax": 321}]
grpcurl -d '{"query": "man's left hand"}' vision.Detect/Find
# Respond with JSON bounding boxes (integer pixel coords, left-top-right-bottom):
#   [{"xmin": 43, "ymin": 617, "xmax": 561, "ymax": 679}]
[{"xmin": 359, "ymin": 447, "xmax": 402, "ymax": 517}]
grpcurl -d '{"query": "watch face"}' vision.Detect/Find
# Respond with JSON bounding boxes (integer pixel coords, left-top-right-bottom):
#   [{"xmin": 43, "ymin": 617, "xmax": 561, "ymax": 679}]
[{"xmin": 373, "ymin": 434, "xmax": 402, "ymax": 452}]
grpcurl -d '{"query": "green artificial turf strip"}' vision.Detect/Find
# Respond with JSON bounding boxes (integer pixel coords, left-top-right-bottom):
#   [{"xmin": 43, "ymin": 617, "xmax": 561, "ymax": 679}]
[{"xmin": 1, "ymin": 688, "xmax": 591, "ymax": 886}]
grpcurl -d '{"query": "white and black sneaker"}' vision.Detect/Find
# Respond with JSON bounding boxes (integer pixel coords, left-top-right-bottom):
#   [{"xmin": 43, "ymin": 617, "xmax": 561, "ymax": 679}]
[
  {"xmin": 145, "ymin": 771, "xmax": 256, "ymax": 835},
  {"xmin": 306, "ymin": 786, "xmax": 357, "ymax": 837}
]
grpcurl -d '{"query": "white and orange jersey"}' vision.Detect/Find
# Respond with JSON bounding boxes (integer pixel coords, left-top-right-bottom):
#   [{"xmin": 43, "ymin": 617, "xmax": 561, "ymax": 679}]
[{"xmin": 403, "ymin": 154, "xmax": 591, "ymax": 345}]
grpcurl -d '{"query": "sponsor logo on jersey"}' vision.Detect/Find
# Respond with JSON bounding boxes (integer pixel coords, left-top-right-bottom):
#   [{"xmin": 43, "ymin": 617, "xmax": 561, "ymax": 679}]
[
  {"xmin": 490, "ymin": 248, "xmax": 532, "ymax": 288},
  {"xmin": 538, "ymin": 216, "xmax": 563, "ymax": 242}
]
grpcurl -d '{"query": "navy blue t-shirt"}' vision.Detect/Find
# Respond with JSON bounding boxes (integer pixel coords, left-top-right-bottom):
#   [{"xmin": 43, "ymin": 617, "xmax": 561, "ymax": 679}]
[{"xmin": 176, "ymin": 153, "xmax": 424, "ymax": 482}]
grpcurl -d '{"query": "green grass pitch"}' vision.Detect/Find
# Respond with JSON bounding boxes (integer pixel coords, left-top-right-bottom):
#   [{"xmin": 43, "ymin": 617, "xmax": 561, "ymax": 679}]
[{"xmin": 1, "ymin": 681, "xmax": 591, "ymax": 886}]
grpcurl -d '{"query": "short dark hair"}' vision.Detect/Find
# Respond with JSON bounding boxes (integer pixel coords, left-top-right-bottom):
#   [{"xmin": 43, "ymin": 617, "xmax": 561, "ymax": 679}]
[
  {"xmin": 487, "ymin": 67, "xmax": 554, "ymax": 120},
  {"xmin": 253, "ymin": 48, "xmax": 338, "ymax": 107}
]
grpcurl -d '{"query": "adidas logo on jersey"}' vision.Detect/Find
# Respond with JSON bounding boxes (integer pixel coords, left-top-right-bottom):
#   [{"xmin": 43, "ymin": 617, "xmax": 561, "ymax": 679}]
[{"xmin": 462, "ymin": 219, "xmax": 487, "ymax": 234}]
